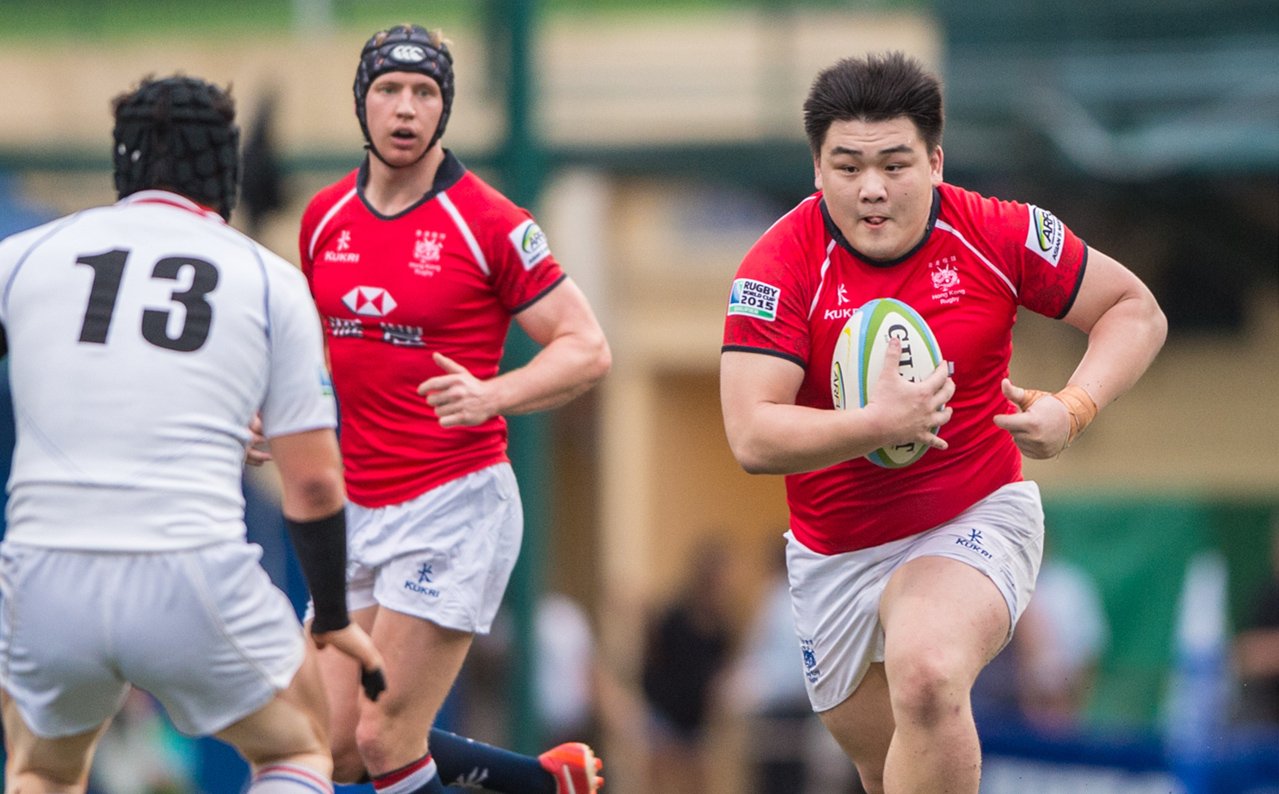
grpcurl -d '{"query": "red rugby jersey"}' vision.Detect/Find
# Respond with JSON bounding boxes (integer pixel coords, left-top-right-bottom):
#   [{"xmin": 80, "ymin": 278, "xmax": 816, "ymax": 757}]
[
  {"xmin": 300, "ymin": 153, "xmax": 565, "ymax": 507},
  {"xmin": 722, "ymin": 183, "xmax": 1087, "ymax": 554}
]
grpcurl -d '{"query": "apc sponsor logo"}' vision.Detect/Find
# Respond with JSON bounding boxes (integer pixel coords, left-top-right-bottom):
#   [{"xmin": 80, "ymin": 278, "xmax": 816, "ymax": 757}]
[
  {"xmin": 342, "ymin": 286, "xmax": 397, "ymax": 318},
  {"xmin": 1026, "ymin": 206, "xmax": 1065, "ymax": 267},
  {"xmin": 509, "ymin": 219, "xmax": 551, "ymax": 270},
  {"xmin": 728, "ymin": 278, "xmax": 780, "ymax": 321}
]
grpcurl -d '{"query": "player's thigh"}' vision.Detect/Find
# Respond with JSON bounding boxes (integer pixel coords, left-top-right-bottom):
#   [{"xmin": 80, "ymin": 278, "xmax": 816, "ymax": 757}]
[
  {"xmin": 369, "ymin": 607, "xmax": 473, "ymax": 727},
  {"xmin": 880, "ymin": 480, "xmax": 1043, "ymax": 684},
  {"xmin": 358, "ymin": 464, "xmax": 523, "ymax": 635},
  {"xmin": 215, "ymin": 640, "xmax": 331, "ymax": 771},
  {"xmin": 880, "ymin": 555, "xmax": 1010, "ymax": 686},
  {"xmin": 1, "ymin": 690, "xmax": 109, "ymax": 789}
]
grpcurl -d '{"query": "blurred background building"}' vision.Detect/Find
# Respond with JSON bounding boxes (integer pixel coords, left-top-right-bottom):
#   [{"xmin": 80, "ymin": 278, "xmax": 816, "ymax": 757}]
[{"xmin": 0, "ymin": 1, "xmax": 1275, "ymax": 792}]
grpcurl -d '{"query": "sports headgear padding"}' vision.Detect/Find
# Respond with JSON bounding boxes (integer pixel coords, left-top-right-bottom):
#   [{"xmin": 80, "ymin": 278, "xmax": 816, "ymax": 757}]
[
  {"xmin": 112, "ymin": 76, "xmax": 240, "ymax": 220},
  {"xmin": 354, "ymin": 24, "xmax": 454, "ymax": 155}
]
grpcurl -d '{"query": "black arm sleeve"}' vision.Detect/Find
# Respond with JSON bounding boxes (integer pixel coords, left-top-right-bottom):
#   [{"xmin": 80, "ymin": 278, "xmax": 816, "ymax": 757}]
[{"xmin": 284, "ymin": 507, "xmax": 350, "ymax": 633}]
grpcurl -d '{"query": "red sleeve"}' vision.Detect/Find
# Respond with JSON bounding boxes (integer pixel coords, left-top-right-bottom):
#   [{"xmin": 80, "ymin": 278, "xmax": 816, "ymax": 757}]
[
  {"xmin": 721, "ymin": 199, "xmax": 818, "ymax": 368},
  {"xmin": 469, "ymin": 184, "xmax": 566, "ymax": 313},
  {"xmin": 943, "ymin": 185, "xmax": 1087, "ymax": 320},
  {"xmin": 1014, "ymin": 203, "xmax": 1087, "ymax": 319}
]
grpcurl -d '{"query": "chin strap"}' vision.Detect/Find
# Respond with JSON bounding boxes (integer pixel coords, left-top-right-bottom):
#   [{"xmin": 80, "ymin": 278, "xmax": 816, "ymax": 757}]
[
  {"xmin": 364, "ymin": 141, "xmax": 432, "ymax": 170},
  {"xmin": 1014, "ymin": 384, "xmax": 1099, "ymax": 447}
]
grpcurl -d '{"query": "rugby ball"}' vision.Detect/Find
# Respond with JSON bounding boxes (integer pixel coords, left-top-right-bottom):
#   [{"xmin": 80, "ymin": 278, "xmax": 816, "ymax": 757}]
[{"xmin": 830, "ymin": 298, "xmax": 944, "ymax": 468}]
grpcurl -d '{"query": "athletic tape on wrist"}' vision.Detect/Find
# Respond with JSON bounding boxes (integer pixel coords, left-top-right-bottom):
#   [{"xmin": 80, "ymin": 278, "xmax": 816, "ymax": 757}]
[{"xmin": 1014, "ymin": 384, "xmax": 1099, "ymax": 445}]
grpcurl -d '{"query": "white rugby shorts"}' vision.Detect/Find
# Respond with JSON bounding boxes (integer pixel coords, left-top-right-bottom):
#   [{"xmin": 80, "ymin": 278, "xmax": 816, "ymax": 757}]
[
  {"xmin": 786, "ymin": 480, "xmax": 1044, "ymax": 713},
  {"xmin": 0, "ymin": 541, "xmax": 305, "ymax": 738},
  {"xmin": 335, "ymin": 463, "xmax": 522, "ymax": 634}
]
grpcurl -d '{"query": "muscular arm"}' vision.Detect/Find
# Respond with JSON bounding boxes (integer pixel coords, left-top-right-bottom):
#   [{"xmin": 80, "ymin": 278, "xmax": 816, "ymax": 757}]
[
  {"xmin": 501, "ymin": 278, "xmax": 612, "ymax": 414},
  {"xmin": 1060, "ymin": 247, "xmax": 1167, "ymax": 410},
  {"xmin": 419, "ymin": 278, "xmax": 611, "ymax": 426},
  {"xmin": 996, "ymin": 247, "xmax": 1167, "ymax": 457},
  {"xmin": 720, "ymin": 340, "xmax": 953, "ymax": 475}
]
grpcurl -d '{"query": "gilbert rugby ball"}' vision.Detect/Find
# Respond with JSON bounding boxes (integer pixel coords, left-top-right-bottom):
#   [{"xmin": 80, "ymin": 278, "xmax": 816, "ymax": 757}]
[{"xmin": 830, "ymin": 298, "xmax": 944, "ymax": 468}]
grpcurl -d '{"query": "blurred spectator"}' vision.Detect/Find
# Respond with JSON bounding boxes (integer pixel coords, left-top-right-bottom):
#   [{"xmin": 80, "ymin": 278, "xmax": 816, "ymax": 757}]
[
  {"xmin": 466, "ymin": 591, "xmax": 609, "ymax": 750},
  {"xmin": 1235, "ymin": 516, "xmax": 1279, "ymax": 725},
  {"xmin": 973, "ymin": 555, "xmax": 1110, "ymax": 732},
  {"xmin": 1013, "ymin": 558, "xmax": 1110, "ymax": 730},
  {"xmin": 237, "ymin": 91, "xmax": 287, "ymax": 239},
  {"xmin": 640, "ymin": 538, "xmax": 737, "ymax": 794},
  {"xmin": 725, "ymin": 548, "xmax": 861, "ymax": 794},
  {"xmin": 535, "ymin": 592, "xmax": 602, "ymax": 748}
]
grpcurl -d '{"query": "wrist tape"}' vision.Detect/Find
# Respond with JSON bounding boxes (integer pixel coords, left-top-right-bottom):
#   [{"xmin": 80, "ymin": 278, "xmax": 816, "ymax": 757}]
[{"xmin": 1015, "ymin": 384, "xmax": 1099, "ymax": 445}]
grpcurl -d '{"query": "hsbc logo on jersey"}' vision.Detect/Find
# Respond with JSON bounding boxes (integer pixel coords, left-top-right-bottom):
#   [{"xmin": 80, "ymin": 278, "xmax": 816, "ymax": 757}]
[
  {"xmin": 342, "ymin": 286, "xmax": 398, "ymax": 317},
  {"xmin": 1026, "ymin": 206, "xmax": 1065, "ymax": 267}
]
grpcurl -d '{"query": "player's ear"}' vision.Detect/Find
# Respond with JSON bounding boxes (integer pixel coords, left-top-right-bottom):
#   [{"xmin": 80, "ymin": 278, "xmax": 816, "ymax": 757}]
[
  {"xmin": 812, "ymin": 154, "xmax": 823, "ymax": 191},
  {"xmin": 930, "ymin": 146, "xmax": 944, "ymax": 184}
]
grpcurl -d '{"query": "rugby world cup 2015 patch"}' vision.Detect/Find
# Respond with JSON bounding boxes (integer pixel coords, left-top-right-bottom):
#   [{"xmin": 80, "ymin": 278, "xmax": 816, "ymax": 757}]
[{"xmin": 728, "ymin": 278, "xmax": 781, "ymax": 321}]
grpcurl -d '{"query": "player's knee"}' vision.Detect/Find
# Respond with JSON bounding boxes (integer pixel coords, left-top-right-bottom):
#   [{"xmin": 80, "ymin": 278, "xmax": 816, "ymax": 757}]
[
  {"xmin": 887, "ymin": 653, "xmax": 968, "ymax": 727},
  {"xmin": 353, "ymin": 713, "xmax": 398, "ymax": 774}
]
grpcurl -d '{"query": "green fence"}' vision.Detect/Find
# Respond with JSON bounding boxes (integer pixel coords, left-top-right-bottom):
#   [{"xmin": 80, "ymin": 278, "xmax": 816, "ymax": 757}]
[{"xmin": 1044, "ymin": 495, "xmax": 1276, "ymax": 728}]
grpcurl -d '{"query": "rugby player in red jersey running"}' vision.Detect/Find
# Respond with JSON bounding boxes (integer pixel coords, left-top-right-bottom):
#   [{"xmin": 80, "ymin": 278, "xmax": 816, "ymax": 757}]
[{"xmin": 720, "ymin": 52, "xmax": 1166, "ymax": 794}]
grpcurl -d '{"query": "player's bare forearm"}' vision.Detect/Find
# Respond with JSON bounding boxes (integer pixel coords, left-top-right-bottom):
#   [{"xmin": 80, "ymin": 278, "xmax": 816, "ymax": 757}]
[
  {"xmin": 491, "ymin": 329, "xmax": 611, "ymax": 416},
  {"xmin": 724, "ymin": 400, "xmax": 892, "ymax": 474},
  {"xmin": 1066, "ymin": 289, "xmax": 1166, "ymax": 411},
  {"xmin": 720, "ymin": 345, "xmax": 952, "ymax": 474}
]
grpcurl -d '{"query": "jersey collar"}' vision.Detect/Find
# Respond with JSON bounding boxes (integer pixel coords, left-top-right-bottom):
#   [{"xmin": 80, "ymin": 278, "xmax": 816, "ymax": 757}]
[
  {"xmin": 118, "ymin": 190, "xmax": 224, "ymax": 222},
  {"xmin": 356, "ymin": 148, "xmax": 467, "ymax": 220},
  {"xmin": 820, "ymin": 186, "xmax": 941, "ymax": 268}
]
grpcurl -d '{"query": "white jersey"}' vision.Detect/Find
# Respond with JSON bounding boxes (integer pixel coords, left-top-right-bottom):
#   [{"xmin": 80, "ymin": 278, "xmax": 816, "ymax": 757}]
[{"xmin": 0, "ymin": 190, "xmax": 336, "ymax": 551}]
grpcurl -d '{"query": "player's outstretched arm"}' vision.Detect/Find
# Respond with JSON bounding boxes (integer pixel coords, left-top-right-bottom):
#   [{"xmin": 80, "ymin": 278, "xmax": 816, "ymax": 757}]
[{"xmin": 720, "ymin": 338, "xmax": 952, "ymax": 475}]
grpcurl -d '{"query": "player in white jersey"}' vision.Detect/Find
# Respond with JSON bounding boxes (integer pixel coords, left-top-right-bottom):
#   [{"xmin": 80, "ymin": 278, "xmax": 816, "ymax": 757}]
[{"xmin": 0, "ymin": 75, "xmax": 385, "ymax": 794}]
